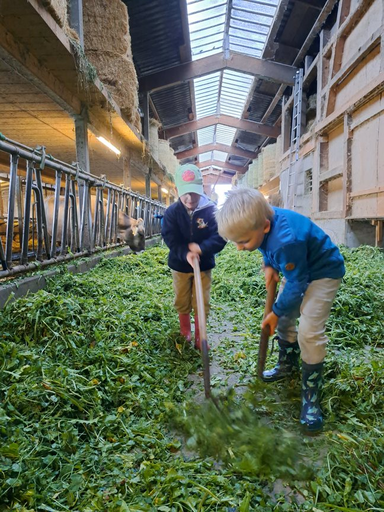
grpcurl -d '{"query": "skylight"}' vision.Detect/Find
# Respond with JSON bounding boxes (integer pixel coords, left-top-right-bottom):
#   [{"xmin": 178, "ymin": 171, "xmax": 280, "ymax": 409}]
[{"xmin": 186, "ymin": 0, "xmax": 279, "ymax": 169}]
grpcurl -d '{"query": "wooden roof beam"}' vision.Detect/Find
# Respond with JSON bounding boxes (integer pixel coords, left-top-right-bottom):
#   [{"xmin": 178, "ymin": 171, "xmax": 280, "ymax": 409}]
[
  {"xmin": 139, "ymin": 51, "xmax": 297, "ymax": 93},
  {"xmin": 176, "ymin": 142, "xmax": 255, "ymax": 160},
  {"xmin": 165, "ymin": 114, "xmax": 279, "ymax": 139}
]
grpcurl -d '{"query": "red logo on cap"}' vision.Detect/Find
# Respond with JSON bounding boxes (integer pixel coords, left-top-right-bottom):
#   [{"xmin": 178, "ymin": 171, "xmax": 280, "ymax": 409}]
[{"xmin": 182, "ymin": 169, "xmax": 195, "ymax": 182}]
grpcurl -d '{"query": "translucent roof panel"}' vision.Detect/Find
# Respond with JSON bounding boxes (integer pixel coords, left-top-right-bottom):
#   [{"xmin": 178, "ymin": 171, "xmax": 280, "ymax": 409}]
[
  {"xmin": 216, "ymin": 124, "xmax": 237, "ymax": 146},
  {"xmin": 187, "ymin": 0, "xmax": 227, "ymax": 60},
  {"xmin": 213, "ymin": 150, "xmax": 228, "ymax": 161},
  {"xmin": 194, "ymin": 72, "xmax": 221, "ymax": 119},
  {"xmin": 219, "ymin": 70, "xmax": 254, "ymax": 118},
  {"xmin": 199, "ymin": 151, "xmax": 213, "ymax": 163},
  {"xmin": 229, "ymin": 0, "xmax": 277, "ymax": 58},
  {"xmin": 197, "ymin": 126, "xmax": 215, "ymax": 146}
]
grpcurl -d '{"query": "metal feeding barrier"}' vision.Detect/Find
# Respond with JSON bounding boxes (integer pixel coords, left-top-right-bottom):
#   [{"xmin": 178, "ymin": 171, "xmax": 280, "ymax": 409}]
[{"xmin": 0, "ymin": 135, "xmax": 166, "ymax": 278}]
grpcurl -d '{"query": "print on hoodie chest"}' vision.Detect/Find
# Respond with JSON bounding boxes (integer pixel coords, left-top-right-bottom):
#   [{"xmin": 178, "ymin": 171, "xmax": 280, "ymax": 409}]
[{"xmin": 196, "ymin": 217, "xmax": 208, "ymax": 229}]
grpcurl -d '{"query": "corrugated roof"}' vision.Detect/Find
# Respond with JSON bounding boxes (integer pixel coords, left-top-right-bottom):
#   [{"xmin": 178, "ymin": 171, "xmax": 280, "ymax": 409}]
[{"xmin": 123, "ymin": 0, "xmax": 185, "ymax": 76}]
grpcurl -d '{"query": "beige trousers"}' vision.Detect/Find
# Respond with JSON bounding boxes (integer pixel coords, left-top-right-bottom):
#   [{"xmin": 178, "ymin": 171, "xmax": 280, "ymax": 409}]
[
  {"xmin": 172, "ymin": 270, "xmax": 212, "ymax": 316},
  {"xmin": 276, "ymin": 277, "xmax": 342, "ymax": 364}
]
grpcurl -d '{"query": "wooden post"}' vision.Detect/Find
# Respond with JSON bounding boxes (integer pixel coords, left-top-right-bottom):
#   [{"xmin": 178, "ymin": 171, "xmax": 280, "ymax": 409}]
[
  {"xmin": 69, "ymin": 0, "xmax": 84, "ymax": 46},
  {"xmin": 281, "ymin": 96, "xmax": 291, "ymax": 153},
  {"xmin": 343, "ymin": 113, "xmax": 353, "ymax": 218},
  {"xmin": 375, "ymin": 221, "xmax": 383, "ymax": 247}
]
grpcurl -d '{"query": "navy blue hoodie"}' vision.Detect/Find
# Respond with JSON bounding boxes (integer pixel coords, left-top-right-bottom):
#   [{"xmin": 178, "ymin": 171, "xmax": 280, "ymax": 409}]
[{"xmin": 162, "ymin": 196, "xmax": 226, "ymax": 273}]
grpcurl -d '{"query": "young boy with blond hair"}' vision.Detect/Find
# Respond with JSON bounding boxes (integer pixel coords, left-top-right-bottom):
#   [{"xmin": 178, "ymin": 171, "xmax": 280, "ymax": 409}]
[
  {"xmin": 162, "ymin": 164, "xmax": 226, "ymax": 349},
  {"xmin": 216, "ymin": 188, "xmax": 345, "ymax": 432}
]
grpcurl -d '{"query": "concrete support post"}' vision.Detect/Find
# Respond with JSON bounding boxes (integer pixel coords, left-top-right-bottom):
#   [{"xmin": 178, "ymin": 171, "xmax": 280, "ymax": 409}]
[
  {"xmin": 74, "ymin": 112, "xmax": 90, "ymax": 175},
  {"xmin": 145, "ymin": 169, "xmax": 152, "ymax": 198},
  {"xmin": 69, "ymin": 0, "xmax": 84, "ymax": 47},
  {"xmin": 74, "ymin": 111, "xmax": 91, "ymax": 249},
  {"xmin": 123, "ymin": 154, "xmax": 131, "ymax": 189},
  {"xmin": 157, "ymin": 185, "xmax": 162, "ymax": 203}
]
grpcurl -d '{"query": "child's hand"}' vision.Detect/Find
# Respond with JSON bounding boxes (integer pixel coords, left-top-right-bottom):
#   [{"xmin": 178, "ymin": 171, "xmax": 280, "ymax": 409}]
[
  {"xmin": 264, "ymin": 266, "xmax": 279, "ymax": 289},
  {"xmin": 187, "ymin": 251, "xmax": 199, "ymax": 268},
  {"xmin": 261, "ymin": 311, "xmax": 279, "ymax": 336},
  {"xmin": 188, "ymin": 243, "xmax": 202, "ymax": 255}
]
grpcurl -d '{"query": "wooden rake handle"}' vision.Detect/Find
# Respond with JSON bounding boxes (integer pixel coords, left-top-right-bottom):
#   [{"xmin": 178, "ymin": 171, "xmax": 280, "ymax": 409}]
[
  {"xmin": 257, "ymin": 279, "xmax": 278, "ymax": 379},
  {"xmin": 191, "ymin": 256, "xmax": 211, "ymax": 399},
  {"xmin": 191, "ymin": 256, "xmax": 207, "ymax": 341}
]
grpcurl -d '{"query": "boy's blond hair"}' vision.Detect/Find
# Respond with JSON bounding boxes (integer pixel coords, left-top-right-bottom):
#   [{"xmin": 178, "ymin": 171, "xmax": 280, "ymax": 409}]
[{"xmin": 216, "ymin": 188, "xmax": 274, "ymax": 239}]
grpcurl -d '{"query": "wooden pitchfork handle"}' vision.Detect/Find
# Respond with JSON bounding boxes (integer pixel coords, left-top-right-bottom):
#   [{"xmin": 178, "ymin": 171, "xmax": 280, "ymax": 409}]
[
  {"xmin": 191, "ymin": 255, "xmax": 211, "ymax": 399},
  {"xmin": 257, "ymin": 279, "xmax": 278, "ymax": 379}
]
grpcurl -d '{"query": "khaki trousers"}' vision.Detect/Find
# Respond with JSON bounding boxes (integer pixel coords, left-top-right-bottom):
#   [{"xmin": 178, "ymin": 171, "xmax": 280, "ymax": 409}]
[
  {"xmin": 276, "ymin": 277, "xmax": 342, "ymax": 364},
  {"xmin": 172, "ymin": 269, "xmax": 212, "ymax": 316}
]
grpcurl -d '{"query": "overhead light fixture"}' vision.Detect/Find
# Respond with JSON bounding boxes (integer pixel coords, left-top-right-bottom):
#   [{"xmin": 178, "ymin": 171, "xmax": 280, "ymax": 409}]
[
  {"xmin": 97, "ymin": 136, "xmax": 121, "ymax": 156},
  {"xmin": 161, "ymin": 187, "xmax": 168, "ymax": 194}
]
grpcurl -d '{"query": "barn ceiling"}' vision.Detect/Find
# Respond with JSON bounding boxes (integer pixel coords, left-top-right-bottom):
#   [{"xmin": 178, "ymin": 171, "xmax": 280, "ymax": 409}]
[{"xmin": 124, "ymin": 0, "xmax": 334, "ymax": 185}]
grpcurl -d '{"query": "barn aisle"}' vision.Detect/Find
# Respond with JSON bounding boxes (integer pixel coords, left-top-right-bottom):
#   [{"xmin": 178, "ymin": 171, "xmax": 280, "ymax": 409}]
[{"xmin": 0, "ymin": 244, "xmax": 383, "ymax": 510}]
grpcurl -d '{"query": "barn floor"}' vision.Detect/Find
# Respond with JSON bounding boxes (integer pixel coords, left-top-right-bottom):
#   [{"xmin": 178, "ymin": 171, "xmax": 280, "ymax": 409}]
[{"xmin": 0, "ymin": 244, "xmax": 383, "ymax": 511}]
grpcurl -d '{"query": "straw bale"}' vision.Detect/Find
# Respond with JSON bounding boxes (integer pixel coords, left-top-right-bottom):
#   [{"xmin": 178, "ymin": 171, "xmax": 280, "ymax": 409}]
[
  {"xmin": 262, "ymin": 143, "xmax": 276, "ymax": 183},
  {"xmin": 85, "ymin": 50, "xmax": 138, "ymax": 123},
  {"xmin": 149, "ymin": 119, "xmax": 160, "ymax": 162},
  {"xmin": 83, "ymin": 0, "xmax": 132, "ymax": 58},
  {"xmin": 158, "ymin": 140, "xmax": 177, "ymax": 174},
  {"xmin": 308, "ymin": 94, "xmax": 317, "ymax": 112},
  {"xmin": 41, "ymin": 0, "xmax": 67, "ymax": 27},
  {"xmin": 133, "ymin": 110, "xmax": 142, "ymax": 134},
  {"xmin": 258, "ymin": 153, "xmax": 264, "ymax": 186},
  {"xmin": 251, "ymin": 159, "xmax": 259, "ymax": 188}
]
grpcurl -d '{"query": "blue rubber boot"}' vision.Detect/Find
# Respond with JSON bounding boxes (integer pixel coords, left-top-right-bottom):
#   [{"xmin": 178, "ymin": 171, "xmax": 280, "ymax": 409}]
[
  {"xmin": 262, "ymin": 338, "xmax": 300, "ymax": 382},
  {"xmin": 300, "ymin": 361, "xmax": 324, "ymax": 433}
]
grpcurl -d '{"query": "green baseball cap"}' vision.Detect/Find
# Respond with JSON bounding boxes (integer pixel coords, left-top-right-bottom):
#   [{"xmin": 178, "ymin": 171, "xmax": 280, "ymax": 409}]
[{"xmin": 175, "ymin": 163, "xmax": 204, "ymax": 196}]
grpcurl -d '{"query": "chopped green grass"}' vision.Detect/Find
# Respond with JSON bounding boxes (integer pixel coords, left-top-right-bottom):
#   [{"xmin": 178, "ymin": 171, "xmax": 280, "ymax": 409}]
[{"xmin": 0, "ymin": 245, "xmax": 383, "ymax": 510}]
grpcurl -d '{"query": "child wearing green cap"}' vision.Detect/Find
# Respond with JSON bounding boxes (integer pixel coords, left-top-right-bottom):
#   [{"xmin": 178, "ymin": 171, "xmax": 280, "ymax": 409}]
[{"xmin": 161, "ymin": 164, "xmax": 226, "ymax": 349}]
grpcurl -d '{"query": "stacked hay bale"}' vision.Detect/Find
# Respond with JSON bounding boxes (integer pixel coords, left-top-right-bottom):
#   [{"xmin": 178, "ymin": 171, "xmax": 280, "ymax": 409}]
[
  {"xmin": 149, "ymin": 119, "xmax": 160, "ymax": 162},
  {"xmin": 246, "ymin": 165, "xmax": 253, "ymax": 188},
  {"xmin": 158, "ymin": 140, "xmax": 178, "ymax": 176},
  {"xmin": 237, "ymin": 174, "xmax": 246, "ymax": 188},
  {"xmin": 83, "ymin": 0, "xmax": 139, "ymax": 125},
  {"xmin": 41, "ymin": 0, "xmax": 67, "ymax": 28},
  {"xmin": 262, "ymin": 143, "xmax": 277, "ymax": 183},
  {"xmin": 258, "ymin": 151, "xmax": 264, "ymax": 187}
]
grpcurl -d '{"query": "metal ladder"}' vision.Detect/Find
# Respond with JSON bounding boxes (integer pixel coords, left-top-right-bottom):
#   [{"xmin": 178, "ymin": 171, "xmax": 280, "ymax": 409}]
[{"xmin": 285, "ymin": 69, "xmax": 303, "ymax": 210}]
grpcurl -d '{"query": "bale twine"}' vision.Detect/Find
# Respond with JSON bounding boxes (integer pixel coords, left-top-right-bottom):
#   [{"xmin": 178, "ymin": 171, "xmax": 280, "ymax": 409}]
[
  {"xmin": 263, "ymin": 143, "xmax": 276, "ymax": 183},
  {"xmin": 149, "ymin": 119, "xmax": 160, "ymax": 162},
  {"xmin": 83, "ymin": 0, "xmax": 138, "ymax": 124}
]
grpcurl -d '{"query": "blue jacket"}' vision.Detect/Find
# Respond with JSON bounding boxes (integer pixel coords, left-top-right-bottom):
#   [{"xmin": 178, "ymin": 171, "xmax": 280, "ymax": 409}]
[
  {"xmin": 162, "ymin": 196, "xmax": 226, "ymax": 273},
  {"xmin": 259, "ymin": 207, "xmax": 345, "ymax": 317}
]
